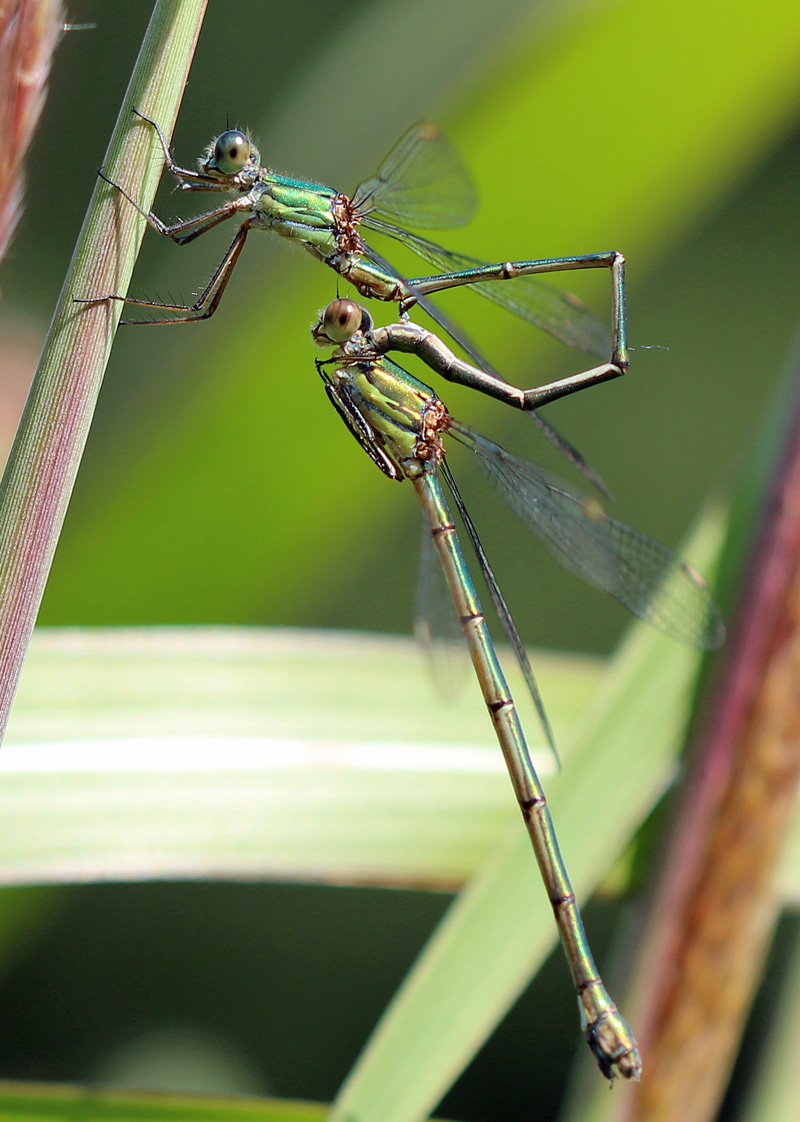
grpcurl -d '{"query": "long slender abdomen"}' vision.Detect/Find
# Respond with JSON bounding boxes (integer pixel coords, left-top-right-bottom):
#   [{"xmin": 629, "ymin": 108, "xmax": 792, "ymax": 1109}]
[{"xmin": 409, "ymin": 468, "xmax": 641, "ymax": 1082}]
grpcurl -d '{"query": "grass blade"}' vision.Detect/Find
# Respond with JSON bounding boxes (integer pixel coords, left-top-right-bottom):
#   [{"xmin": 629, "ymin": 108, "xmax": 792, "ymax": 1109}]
[
  {"xmin": 0, "ymin": 1082, "xmax": 326, "ymax": 1122},
  {"xmin": 0, "ymin": 0, "xmax": 208, "ymax": 741}
]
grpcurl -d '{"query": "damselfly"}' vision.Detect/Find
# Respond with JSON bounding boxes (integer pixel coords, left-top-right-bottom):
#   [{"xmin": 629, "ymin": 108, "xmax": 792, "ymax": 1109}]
[
  {"xmin": 83, "ymin": 112, "xmax": 627, "ymax": 391},
  {"xmin": 312, "ymin": 298, "xmax": 724, "ymax": 1081}
]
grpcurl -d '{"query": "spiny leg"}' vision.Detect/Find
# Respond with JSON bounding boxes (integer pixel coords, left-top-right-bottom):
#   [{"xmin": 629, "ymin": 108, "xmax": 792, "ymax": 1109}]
[
  {"xmin": 96, "ymin": 167, "xmax": 247, "ymax": 246},
  {"xmin": 121, "ymin": 220, "xmax": 251, "ymax": 325},
  {"xmin": 76, "ymin": 221, "xmax": 251, "ymax": 325}
]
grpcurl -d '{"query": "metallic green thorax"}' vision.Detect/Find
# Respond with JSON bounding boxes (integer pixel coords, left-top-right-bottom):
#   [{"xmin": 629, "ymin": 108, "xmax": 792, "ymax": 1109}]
[
  {"xmin": 251, "ymin": 174, "xmax": 339, "ymax": 252},
  {"xmin": 338, "ymin": 357, "xmax": 449, "ymax": 478},
  {"xmin": 245, "ymin": 172, "xmax": 410, "ymax": 300}
]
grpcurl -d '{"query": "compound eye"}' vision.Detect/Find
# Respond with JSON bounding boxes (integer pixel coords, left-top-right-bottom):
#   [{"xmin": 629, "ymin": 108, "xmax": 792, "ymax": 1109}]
[
  {"xmin": 322, "ymin": 299, "xmax": 364, "ymax": 343},
  {"xmin": 213, "ymin": 130, "xmax": 251, "ymax": 174}
]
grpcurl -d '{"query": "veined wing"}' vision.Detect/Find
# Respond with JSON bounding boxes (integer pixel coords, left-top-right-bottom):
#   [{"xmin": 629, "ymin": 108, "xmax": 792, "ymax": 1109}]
[
  {"xmin": 454, "ymin": 424, "xmax": 725, "ymax": 650},
  {"xmin": 439, "ymin": 460, "xmax": 558, "ymax": 759},
  {"xmin": 414, "ymin": 513, "xmax": 469, "ymax": 701},
  {"xmin": 353, "ymin": 122, "xmax": 477, "ymax": 230},
  {"xmin": 366, "ymin": 224, "xmax": 610, "ymax": 358}
]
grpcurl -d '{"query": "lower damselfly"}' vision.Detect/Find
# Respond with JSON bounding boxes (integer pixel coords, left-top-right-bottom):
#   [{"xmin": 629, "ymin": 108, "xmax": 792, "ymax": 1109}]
[{"xmin": 312, "ymin": 298, "xmax": 725, "ymax": 1081}]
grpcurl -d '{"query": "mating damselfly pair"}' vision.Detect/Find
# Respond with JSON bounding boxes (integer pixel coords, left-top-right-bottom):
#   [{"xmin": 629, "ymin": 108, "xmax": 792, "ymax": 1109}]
[{"xmin": 82, "ymin": 113, "xmax": 724, "ymax": 1081}]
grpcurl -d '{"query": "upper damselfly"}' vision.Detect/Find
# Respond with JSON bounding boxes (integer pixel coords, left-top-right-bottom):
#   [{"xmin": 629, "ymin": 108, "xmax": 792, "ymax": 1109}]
[{"xmin": 83, "ymin": 112, "xmax": 627, "ymax": 395}]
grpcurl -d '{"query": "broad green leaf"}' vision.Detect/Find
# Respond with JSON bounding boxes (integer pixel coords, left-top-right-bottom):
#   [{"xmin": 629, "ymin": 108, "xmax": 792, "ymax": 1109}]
[
  {"xmin": 0, "ymin": 1083, "xmax": 325, "ymax": 1122},
  {"xmin": 2, "ymin": 628, "xmax": 600, "ymax": 886}
]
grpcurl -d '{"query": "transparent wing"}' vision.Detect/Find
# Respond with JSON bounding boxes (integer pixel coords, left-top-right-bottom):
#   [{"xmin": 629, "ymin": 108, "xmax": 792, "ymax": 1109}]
[
  {"xmin": 365, "ymin": 224, "xmax": 610, "ymax": 358},
  {"xmin": 414, "ymin": 515, "xmax": 469, "ymax": 700},
  {"xmin": 454, "ymin": 425, "xmax": 725, "ymax": 650},
  {"xmin": 353, "ymin": 122, "xmax": 478, "ymax": 230},
  {"xmin": 440, "ymin": 461, "xmax": 559, "ymax": 761}
]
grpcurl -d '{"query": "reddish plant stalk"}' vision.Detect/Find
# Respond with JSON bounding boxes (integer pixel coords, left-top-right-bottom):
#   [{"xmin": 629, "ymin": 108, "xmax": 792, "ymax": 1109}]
[
  {"xmin": 0, "ymin": 0, "xmax": 63, "ymax": 262},
  {"xmin": 619, "ymin": 363, "xmax": 800, "ymax": 1122}
]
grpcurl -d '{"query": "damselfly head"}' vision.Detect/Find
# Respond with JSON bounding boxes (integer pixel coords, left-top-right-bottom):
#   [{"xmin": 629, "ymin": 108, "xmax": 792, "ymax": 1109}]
[
  {"xmin": 199, "ymin": 129, "xmax": 260, "ymax": 181},
  {"xmin": 312, "ymin": 299, "xmax": 372, "ymax": 346}
]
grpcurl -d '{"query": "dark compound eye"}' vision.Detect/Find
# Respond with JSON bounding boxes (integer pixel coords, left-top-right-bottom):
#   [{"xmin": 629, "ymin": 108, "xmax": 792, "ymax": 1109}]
[
  {"xmin": 322, "ymin": 298, "xmax": 364, "ymax": 343},
  {"xmin": 213, "ymin": 130, "xmax": 251, "ymax": 175}
]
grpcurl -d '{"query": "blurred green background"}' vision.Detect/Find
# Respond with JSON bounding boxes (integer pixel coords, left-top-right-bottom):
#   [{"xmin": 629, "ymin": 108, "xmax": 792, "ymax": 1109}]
[
  {"xmin": 1, "ymin": 0, "xmax": 800, "ymax": 1119},
  {"xmin": 4, "ymin": 0, "xmax": 800, "ymax": 651}
]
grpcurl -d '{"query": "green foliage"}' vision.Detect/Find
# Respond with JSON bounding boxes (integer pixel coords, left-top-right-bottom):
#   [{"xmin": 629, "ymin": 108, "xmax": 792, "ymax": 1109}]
[{"xmin": 0, "ymin": 1086, "xmax": 325, "ymax": 1122}]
